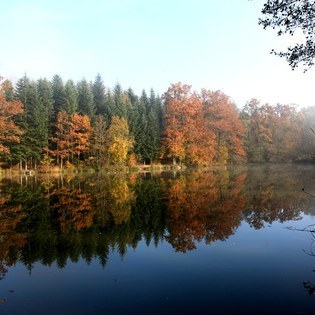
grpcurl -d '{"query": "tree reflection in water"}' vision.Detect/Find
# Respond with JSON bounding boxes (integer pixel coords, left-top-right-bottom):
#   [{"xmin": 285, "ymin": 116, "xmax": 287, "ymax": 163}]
[{"xmin": 0, "ymin": 165, "xmax": 312, "ymax": 279}]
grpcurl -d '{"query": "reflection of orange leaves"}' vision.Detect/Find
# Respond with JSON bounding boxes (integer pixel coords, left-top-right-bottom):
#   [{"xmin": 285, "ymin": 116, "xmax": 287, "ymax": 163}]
[
  {"xmin": 0, "ymin": 196, "xmax": 27, "ymax": 271},
  {"xmin": 52, "ymin": 187, "xmax": 94, "ymax": 232},
  {"xmin": 166, "ymin": 171, "xmax": 246, "ymax": 252}
]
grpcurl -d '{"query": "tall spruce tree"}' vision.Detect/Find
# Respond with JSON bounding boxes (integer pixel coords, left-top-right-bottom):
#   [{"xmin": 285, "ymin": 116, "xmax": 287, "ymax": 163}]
[
  {"xmin": 128, "ymin": 90, "xmax": 149, "ymax": 163},
  {"xmin": 37, "ymin": 78, "xmax": 53, "ymax": 123},
  {"xmin": 64, "ymin": 80, "xmax": 78, "ymax": 115},
  {"xmin": 77, "ymin": 78, "xmax": 95, "ymax": 120},
  {"xmin": 26, "ymin": 82, "xmax": 50, "ymax": 163},
  {"xmin": 112, "ymin": 83, "xmax": 127, "ymax": 118},
  {"xmin": 51, "ymin": 74, "xmax": 66, "ymax": 116},
  {"xmin": 146, "ymin": 89, "xmax": 161, "ymax": 163},
  {"xmin": 14, "ymin": 78, "xmax": 49, "ymax": 168},
  {"xmin": 92, "ymin": 74, "xmax": 106, "ymax": 116}
]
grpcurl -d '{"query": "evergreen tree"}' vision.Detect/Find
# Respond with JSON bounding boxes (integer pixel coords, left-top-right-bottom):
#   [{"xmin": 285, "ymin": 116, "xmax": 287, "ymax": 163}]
[
  {"xmin": 15, "ymin": 74, "xmax": 30, "ymax": 105},
  {"xmin": 51, "ymin": 74, "xmax": 66, "ymax": 116},
  {"xmin": 77, "ymin": 78, "xmax": 95, "ymax": 120},
  {"xmin": 92, "ymin": 74, "xmax": 106, "ymax": 116},
  {"xmin": 64, "ymin": 80, "xmax": 78, "ymax": 115},
  {"xmin": 112, "ymin": 83, "xmax": 127, "ymax": 118},
  {"xmin": 13, "ymin": 77, "xmax": 52, "ymax": 168},
  {"xmin": 37, "ymin": 78, "xmax": 53, "ymax": 123},
  {"xmin": 13, "ymin": 75, "xmax": 32, "ymax": 167},
  {"xmin": 128, "ymin": 89, "xmax": 147, "ymax": 163},
  {"xmin": 25, "ymin": 82, "xmax": 50, "ymax": 164},
  {"xmin": 146, "ymin": 89, "xmax": 161, "ymax": 162},
  {"xmin": 104, "ymin": 89, "xmax": 115, "ymax": 123}
]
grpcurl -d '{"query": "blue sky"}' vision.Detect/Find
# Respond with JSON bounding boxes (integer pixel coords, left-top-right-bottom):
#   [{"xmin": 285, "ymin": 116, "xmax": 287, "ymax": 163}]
[{"xmin": 1, "ymin": 0, "xmax": 315, "ymax": 108}]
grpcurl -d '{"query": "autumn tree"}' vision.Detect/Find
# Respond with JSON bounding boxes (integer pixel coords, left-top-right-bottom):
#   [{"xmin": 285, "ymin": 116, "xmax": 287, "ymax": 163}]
[
  {"xmin": 201, "ymin": 90, "xmax": 246, "ymax": 164},
  {"xmin": 69, "ymin": 113, "xmax": 92, "ymax": 161},
  {"xmin": 164, "ymin": 83, "xmax": 245, "ymax": 165},
  {"xmin": 240, "ymin": 99, "xmax": 272, "ymax": 162},
  {"xmin": 0, "ymin": 78, "xmax": 24, "ymax": 156},
  {"xmin": 106, "ymin": 116, "xmax": 134, "ymax": 166},
  {"xmin": 241, "ymin": 99, "xmax": 303, "ymax": 162},
  {"xmin": 50, "ymin": 111, "xmax": 91, "ymax": 167},
  {"xmin": 164, "ymin": 83, "xmax": 216, "ymax": 165}
]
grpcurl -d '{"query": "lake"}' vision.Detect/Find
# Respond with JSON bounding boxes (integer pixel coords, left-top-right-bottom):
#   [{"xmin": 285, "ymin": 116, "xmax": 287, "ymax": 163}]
[{"xmin": 1, "ymin": 164, "xmax": 315, "ymax": 314}]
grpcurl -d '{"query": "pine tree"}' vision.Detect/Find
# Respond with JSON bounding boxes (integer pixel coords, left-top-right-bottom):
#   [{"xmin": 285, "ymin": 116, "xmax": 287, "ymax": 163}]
[
  {"xmin": 15, "ymin": 74, "xmax": 30, "ymax": 105},
  {"xmin": 92, "ymin": 74, "xmax": 106, "ymax": 116},
  {"xmin": 64, "ymin": 80, "xmax": 78, "ymax": 115},
  {"xmin": 77, "ymin": 78, "xmax": 95, "ymax": 120},
  {"xmin": 51, "ymin": 74, "xmax": 66, "ymax": 117},
  {"xmin": 112, "ymin": 83, "xmax": 127, "ymax": 118},
  {"xmin": 26, "ymin": 82, "xmax": 50, "ymax": 164},
  {"xmin": 146, "ymin": 89, "xmax": 161, "ymax": 163},
  {"xmin": 128, "ymin": 89, "xmax": 147, "ymax": 163},
  {"xmin": 13, "ymin": 75, "xmax": 32, "ymax": 168},
  {"xmin": 37, "ymin": 78, "xmax": 53, "ymax": 124}
]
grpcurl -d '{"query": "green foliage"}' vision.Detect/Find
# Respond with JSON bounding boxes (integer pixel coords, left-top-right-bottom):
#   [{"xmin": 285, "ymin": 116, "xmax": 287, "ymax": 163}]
[
  {"xmin": 64, "ymin": 80, "xmax": 78, "ymax": 115},
  {"xmin": 77, "ymin": 78, "xmax": 95, "ymax": 120},
  {"xmin": 92, "ymin": 74, "xmax": 106, "ymax": 116},
  {"xmin": 52, "ymin": 74, "xmax": 66, "ymax": 115}
]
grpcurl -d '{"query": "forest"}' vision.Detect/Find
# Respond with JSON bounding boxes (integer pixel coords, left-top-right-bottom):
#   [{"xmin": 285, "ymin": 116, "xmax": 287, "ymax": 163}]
[{"xmin": 0, "ymin": 74, "xmax": 315, "ymax": 171}]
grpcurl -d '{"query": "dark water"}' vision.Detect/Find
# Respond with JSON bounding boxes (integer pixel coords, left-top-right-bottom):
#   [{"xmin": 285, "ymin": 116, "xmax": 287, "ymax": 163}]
[{"xmin": 1, "ymin": 165, "xmax": 315, "ymax": 314}]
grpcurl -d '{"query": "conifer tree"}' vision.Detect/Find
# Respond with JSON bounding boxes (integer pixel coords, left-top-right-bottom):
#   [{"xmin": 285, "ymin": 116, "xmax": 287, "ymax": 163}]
[
  {"xmin": 37, "ymin": 78, "xmax": 53, "ymax": 126},
  {"xmin": 51, "ymin": 75, "xmax": 67, "ymax": 116},
  {"xmin": 77, "ymin": 78, "xmax": 95, "ymax": 120},
  {"xmin": 64, "ymin": 80, "xmax": 78, "ymax": 115},
  {"xmin": 112, "ymin": 83, "xmax": 127, "ymax": 118},
  {"xmin": 92, "ymin": 74, "xmax": 106, "ymax": 116}
]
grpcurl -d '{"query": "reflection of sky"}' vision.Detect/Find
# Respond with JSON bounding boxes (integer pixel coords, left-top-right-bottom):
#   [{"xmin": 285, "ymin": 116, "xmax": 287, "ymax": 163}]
[{"xmin": 1, "ymin": 216, "xmax": 315, "ymax": 314}]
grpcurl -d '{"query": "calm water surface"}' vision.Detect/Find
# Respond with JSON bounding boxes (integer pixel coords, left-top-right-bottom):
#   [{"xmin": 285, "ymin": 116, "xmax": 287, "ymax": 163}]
[{"xmin": 1, "ymin": 165, "xmax": 315, "ymax": 314}]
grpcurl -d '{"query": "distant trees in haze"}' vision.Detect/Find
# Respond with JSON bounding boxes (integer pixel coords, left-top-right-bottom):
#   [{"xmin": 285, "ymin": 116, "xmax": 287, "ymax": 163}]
[{"xmin": 1, "ymin": 74, "xmax": 315, "ymax": 170}]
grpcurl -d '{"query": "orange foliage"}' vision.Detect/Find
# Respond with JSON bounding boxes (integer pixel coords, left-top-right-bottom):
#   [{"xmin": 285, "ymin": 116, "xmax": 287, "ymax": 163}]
[
  {"xmin": 164, "ymin": 83, "xmax": 245, "ymax": 165},
  {"xmin": 164, "ymin": 83, "xmax": 216, "ymax": 165},
  {"xmin": 51, "ymin": 111, "xmax": 91, "ymax": 166},
  {"xmin": 0, "ymin": 77, "xmax": 24, "ymax": 153}
]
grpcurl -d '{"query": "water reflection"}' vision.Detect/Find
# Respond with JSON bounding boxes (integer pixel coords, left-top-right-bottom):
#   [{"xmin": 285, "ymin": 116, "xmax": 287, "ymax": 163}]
[{"xmin": 0, "ymin": 165, "xmax": 312, "ymax": 280}]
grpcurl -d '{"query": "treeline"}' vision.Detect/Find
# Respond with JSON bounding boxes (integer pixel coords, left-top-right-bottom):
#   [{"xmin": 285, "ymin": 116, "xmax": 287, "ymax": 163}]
[{"xmin": 0, "ymin": 75, "xmax": 314, "ymax": 169}]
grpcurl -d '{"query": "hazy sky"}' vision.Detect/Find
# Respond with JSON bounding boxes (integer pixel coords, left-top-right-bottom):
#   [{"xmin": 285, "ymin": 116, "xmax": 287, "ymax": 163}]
[{"xmin": 1, "ymin": 0, "xmax": 315, "ymax": 108}]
